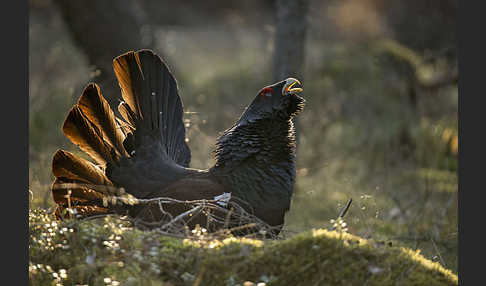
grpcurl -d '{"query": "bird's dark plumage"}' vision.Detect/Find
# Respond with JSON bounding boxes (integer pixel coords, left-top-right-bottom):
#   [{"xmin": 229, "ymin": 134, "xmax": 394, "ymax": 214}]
[{"xmin": 52, "ymin": 49, "xmax": 305, "ymax": 235}]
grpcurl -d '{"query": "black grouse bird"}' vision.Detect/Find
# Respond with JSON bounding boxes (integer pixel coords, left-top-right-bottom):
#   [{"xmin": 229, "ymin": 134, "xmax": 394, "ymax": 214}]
[{"xmin": 51, "ymin": 49, "xmax": 305, "ymax": 235}]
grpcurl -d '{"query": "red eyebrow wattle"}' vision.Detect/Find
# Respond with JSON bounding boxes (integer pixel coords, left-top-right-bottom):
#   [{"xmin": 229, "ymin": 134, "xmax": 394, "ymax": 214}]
[{"xmin": 260, "ymin": 87, "xmax": 272, "ymax": 96}]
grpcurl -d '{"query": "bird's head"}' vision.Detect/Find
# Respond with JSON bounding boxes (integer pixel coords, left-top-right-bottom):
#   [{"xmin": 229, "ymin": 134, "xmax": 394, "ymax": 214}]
[{"xmin": 238, "ymin": 78, "xmax": 305, "ymax": 124}]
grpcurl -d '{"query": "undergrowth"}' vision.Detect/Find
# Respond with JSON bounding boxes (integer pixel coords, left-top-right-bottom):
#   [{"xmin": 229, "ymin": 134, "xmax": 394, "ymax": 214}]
[{"xmin": 29, "ymin": 209, "xmax": 457, "ymax": 286}]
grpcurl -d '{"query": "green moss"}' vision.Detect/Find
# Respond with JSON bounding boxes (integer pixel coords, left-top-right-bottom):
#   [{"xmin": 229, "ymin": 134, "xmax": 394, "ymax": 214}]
[{"xmin": 29, "ymin": 209, "xmax": 457, "ymax": 286}]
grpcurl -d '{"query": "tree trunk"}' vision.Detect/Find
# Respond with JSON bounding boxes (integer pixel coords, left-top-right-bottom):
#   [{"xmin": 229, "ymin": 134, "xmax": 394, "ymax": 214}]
[
  {"xmin": 272, "ymin": 0, "xmax": 310, "ymax": 83},
  {"xmin": 272, "ymin": 0, "xmax": 310, "ymax": 139},
  {"xmin": 53, "ymin": 0, "xmax": 154, "ymax": 108}
]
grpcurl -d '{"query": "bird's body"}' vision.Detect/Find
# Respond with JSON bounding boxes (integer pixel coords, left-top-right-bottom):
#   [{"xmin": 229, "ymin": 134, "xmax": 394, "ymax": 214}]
[{"xmin": 52, "ymin": 50, "xmax": 304, "ymax": 235}]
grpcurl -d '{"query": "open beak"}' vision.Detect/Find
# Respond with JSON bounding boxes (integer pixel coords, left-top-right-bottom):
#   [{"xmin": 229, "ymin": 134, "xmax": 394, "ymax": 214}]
[{"xmin": 283, "ymin": 78, "xmax": 303, "ymax": 95}]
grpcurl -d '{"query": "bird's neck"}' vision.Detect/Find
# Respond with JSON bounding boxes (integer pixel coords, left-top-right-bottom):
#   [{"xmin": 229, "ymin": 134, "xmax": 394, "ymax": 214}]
[{"xmin": 210, "ymin": 117, "xmax": 296, "ymax": 210}]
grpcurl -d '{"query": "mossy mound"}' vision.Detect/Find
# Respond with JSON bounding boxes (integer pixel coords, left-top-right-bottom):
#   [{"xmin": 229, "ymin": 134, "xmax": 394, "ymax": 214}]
[{"xmin": 29, "ymin": 208, "xmax": 457, "ymax": 286}]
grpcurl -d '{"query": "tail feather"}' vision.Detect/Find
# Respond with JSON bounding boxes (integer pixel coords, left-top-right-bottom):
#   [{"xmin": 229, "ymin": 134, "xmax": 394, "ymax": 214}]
[
  {"xmin": 52, "ymin": 178, "xmax": 104, "ymax": 205},
  {"xmin": 52, "ymin": 149, "xmax": 113, "ymax": 185},
  {"xmin": 116, "ymin": 118, "xmax": 134, "ymax": 134},
  {"xmin": 113, "ymin": 50, "xmax": 191, "ymax": 167},
  {"xmin": 53, "ymin": 185, "xmax": 110, "ymax": 219},
  {"xmin": 52, "ymin": 150, "xmax": 111, "ymax": 218},
  {"xmin": 77, "ymin": 83, "xmax": 128, "ymax": 158},
  {"xmin": 52, "ymin": 177, "xmax": 111, "ymax": 220},
  {"xmin": 62, "ymin": 105, "xmax": 118, "ymax": 165},
  {"xmin": 117, "ymin": 101, "xmax": 137, "ymax": 130}
]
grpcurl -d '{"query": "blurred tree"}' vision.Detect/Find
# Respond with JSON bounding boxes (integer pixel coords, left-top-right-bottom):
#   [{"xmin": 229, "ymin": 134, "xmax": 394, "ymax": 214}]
[
  {"xmin": 272, "ymin": 0, "xmax": 310, "ymax": 83},
  {"xmin": 139, "ymin": 0, "xmax": 276, "ymax": 27},
  {"xmin": 376, "ymin": 39, "xmax": 458, "ymax": 110},
  {"xmin": 53, "ymin": 0, "xmax": 153, "ymax": 108},
  {"xmin": 373, "ymin": 0, "xmax": 457, "ymax": 106},
  {"xmin": 272, "ymin": 0, "xmax": 310, "ymax": 139},
  {"xmin": 374, "ymin": 0, "xmax": 456, "ymax": 58}
]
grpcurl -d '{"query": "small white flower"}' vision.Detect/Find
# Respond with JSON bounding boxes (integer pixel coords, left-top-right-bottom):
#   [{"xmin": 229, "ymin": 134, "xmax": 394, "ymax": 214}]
[{"xmin": 368, "ymin": 265, "xmax": 384, "ymax": 275}]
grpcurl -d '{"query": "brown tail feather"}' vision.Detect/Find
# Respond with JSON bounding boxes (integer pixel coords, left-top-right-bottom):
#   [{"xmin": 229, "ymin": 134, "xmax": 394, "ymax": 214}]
[
  {"xmin": 117, "ymin": 101, "xmax": 137, "ymax": 130},
  {"xmin": 116, "ymin": 116, "xmax": 135, "ymax": 136},
  {"xmin": 52, "ymin": 149, "xmax": 113, "ymax": 185},
  {"xmin": 77, "ymin": 83, "xmax": 128, "ymax": 158},
  {"xmin": 51, "ymin": 149, "xmax": 138, "ymax": 220},
  {"xmin": 52, "ymin": 177, "xmax": 104, "ymax": 205},
  {"xmin": 52, "ymin": 177, "xmax": 121, "ymax": 220},
  {"xmin": 62, "ymin": 105, "xmax": 119, "ymax": 165},
  {"xmin": 113, "ymin": 54, "xmax": 142, "ymax": 122}
]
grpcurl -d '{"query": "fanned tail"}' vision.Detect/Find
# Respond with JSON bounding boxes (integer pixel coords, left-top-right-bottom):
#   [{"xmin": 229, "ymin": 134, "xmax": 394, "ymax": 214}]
[
  {"xmin": 52, "ymin": 83, "xmax": 134, "ymax": 218},
  {"xmin": 52, "ymin": 49, "xmax": 192, "ymax": 219}
]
